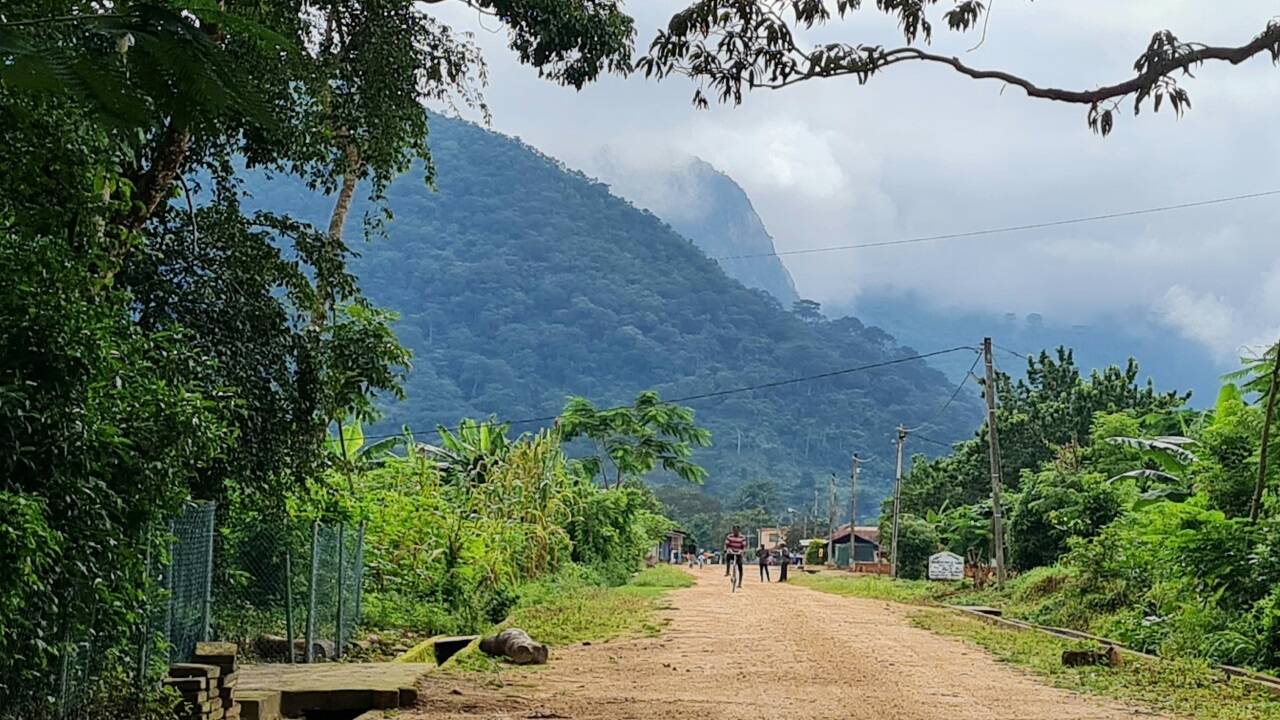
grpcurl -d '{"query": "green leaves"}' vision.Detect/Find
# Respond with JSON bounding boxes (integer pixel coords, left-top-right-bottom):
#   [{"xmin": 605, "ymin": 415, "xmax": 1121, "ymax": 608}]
[
  {"xmin": 1105, "ymin": 435, "xmax": 1199, "ymax": 470},
  {"xmin": 560, "ymin": 391, "xmax": 711, "ymax": 487},
  {"xmin": 0, "ymin": 3, "xmax": 282, "ymax": 129}
]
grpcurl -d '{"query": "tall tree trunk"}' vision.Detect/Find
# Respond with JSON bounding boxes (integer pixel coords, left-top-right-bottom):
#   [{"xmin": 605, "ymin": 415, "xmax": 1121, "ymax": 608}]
[
  {"xmin": 327, "ymin": 142, "xmax": 362, "ymax": 242},
  {"xmin": 1250, "ymin": 343, "xmax": 1280, "ymax": 522}
]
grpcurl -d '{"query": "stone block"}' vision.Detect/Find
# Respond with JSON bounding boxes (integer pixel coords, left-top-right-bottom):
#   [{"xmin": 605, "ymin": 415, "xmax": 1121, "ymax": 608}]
[
  {"xmin": 237, "ymin": 690, "xmax": 282, "ymax": 720},
  {"xmin": 164, "ymin": 677, "xmax": 209, "ymax": 693},
  {"xmin": 170, "ymin": 663, "xmax": 222, "ymax": 680},
  {"xmin": 193, "ymin": 642, "xmax": 239, "ymax": 675}
]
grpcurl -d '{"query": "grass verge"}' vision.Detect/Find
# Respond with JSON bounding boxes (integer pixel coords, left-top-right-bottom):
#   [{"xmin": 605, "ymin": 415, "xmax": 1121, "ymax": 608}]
[
  {"xmin": 447, "ymin": 565, "xmax": 693, "ymax": 673},
  {"xmin": 911, "ymin": 609, "xmax": 1280, "ymax": 720},
  {"xmin": 792, "ymin": 571, "xmax": 1280, "ymax": 719}
]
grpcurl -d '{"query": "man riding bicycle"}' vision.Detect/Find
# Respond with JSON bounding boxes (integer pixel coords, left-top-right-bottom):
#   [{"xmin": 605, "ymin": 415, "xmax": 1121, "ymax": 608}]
[{"xmin": 723, "ymin": 525, "xmax": 747, "ymax": 586}]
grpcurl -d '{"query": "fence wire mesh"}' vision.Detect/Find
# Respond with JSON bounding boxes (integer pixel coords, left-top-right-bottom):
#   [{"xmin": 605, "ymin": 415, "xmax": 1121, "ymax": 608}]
[
  {"xmin": 305, "ymin": 522, "xmax": 366, "ymax": 660},
  {"xmin": 213, "ymin": 518, "xmax": 308, "ymax": 660},
  {"xmin": 164, "ymin": 502, "xmax": 216, "ymax": 663},
  {"xmin": 211, "ymin": 519, "xmax": 365, "ymax": 662}
]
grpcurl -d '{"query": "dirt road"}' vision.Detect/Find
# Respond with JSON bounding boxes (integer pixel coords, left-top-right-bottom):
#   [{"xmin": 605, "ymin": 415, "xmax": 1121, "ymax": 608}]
[{"xmin": 411, "ymin": 569, "xmax": 1164, "ymax": 719}]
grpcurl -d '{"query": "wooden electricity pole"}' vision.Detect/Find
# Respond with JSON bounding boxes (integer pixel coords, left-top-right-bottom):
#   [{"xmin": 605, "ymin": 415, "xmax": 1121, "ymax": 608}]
[
  {"xmin": 849, "ymin": 453, "xmax": 861, "ymax": 561},
  {"xmin": 981, "ymin": 337, "xmax": 1008, "ymax": 587},
  {"xmin": 890, "ymin": 426, "xmax": 906, "ymax": 579},
  {"xmin": 826, "ymin": 474, "xmax": 836, "ymax": 564}
]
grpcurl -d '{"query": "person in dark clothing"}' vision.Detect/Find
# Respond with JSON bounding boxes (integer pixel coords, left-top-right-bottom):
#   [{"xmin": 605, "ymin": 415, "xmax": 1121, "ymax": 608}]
[
  {"xmin": 757, "ymin": 544, "xmax": 771, "ymax": 582},
  {"xmin": 777, "ymin": 543, "xmax": 791, "ymax": 582}
]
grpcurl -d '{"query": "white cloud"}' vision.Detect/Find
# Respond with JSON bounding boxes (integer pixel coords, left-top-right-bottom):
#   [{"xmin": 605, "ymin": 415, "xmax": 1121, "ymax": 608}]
[{"xmin": 1156, "ymin": 286, "xmax": 1242, "ymax": 360}]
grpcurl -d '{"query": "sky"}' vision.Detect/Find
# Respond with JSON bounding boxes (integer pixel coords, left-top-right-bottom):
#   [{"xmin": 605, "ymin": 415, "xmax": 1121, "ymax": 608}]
[{"xmin": 427, "ymin": 1, "xmax": 1280, "ymax": 363}]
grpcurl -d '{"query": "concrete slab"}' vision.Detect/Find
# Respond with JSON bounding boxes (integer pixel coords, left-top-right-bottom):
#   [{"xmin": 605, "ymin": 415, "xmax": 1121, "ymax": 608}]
[{"xmin": 238, "ymin": 662, "xmax": 432, "ymax": 717}]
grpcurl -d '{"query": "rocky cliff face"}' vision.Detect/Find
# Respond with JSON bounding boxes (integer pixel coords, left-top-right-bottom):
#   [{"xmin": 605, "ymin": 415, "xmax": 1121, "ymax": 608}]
[{"xmin": 592, "ymin": 155, "xmax": 800, "ymax": 306}]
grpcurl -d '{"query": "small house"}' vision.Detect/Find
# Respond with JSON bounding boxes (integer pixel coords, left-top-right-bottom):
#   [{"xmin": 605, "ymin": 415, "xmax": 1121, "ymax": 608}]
[
  {"xmin": 655, "ymin": 528, "xmax": 686, "ymax": 563},
  {"xmin": 830, "ymin": 524, "xmax": 881, "ymax": 566},
  {"xmin": 756, "ymin": 526, "xmax": 787, "ymax": 549}
]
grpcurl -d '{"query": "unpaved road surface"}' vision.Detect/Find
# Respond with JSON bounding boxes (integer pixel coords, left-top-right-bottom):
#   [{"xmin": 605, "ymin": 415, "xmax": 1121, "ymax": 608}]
[{"xmin": 411, "ymin": 569, "xmax": 1165, "ymax": 719}]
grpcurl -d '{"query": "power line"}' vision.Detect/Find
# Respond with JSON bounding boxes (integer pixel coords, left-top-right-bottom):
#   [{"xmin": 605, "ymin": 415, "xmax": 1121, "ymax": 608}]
[
  {"xmin": 994, "ymin": 344, "xmax": 1028, "ymax": 360},
  {"xmin": 359, "ymin": 345, "xmax": 976, "ymax": 441},
  {"xmin": 907, "ymin": 350, "xmax": 982, "ymax": 432},
  {"xmin": 712, "ymin": 188, "xmax": 1280, "ymax": 262},
  {"xmin": 914, "ymin": 433, "xmax": 957, "ymax": 450}
]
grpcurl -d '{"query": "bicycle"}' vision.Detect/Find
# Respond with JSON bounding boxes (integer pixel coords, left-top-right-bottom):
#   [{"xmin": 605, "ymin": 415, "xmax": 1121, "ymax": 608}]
[{"xmin": 727, "ymin": 551, "xmax": 743, "ymax": 592}]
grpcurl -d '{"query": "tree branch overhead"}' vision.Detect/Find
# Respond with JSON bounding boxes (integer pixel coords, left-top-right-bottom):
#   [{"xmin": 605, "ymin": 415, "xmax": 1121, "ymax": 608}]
[{"xmin": 638, "ymin": 1, "xmax": 1280, "ymax": 135}]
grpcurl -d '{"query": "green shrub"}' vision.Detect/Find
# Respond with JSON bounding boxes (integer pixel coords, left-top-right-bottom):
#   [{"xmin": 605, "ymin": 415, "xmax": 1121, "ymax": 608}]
[{"xmin": 883, "ymin": 514, "xmax": 939, "ymax": 581}]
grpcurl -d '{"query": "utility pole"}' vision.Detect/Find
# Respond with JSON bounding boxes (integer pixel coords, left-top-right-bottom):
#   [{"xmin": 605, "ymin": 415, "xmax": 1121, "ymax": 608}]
[
  {"xmin": 850, "ymin": 453, "xmax": 861, "ymax": 563},
  {"xmin": 982, "ymin": 337, "xmax": 1008, "ymax": 587},
  {"xmin": 890, "ymin": 426, "xmax": 906, "ymax": 579},
  {"xmin": 826, "ymin": 474, "xmax": 836, "ymax": 564}
]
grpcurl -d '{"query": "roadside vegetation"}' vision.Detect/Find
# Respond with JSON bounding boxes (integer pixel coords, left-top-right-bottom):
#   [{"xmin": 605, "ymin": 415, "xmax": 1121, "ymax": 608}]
[
  {"xmin": 913, "ymin": 610, "xmax": 1280, "ymax": 720},
  {"xmin": 871, "ymin": 346, "xmax": 1280, "ymax": 675},
  {"xmin": 308, "ymin": 394, "xmax": 707, "ymax": 642}
]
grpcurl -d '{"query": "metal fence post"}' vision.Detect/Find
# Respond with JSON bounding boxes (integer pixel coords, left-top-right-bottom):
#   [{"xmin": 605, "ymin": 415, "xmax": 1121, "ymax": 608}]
[
  {"xmin": 201, "ymin": 503, "xmax": 216, "ymax": 642},
  {"xmin": 305, "ymin": 521, "xmax": 319, "ymax": 663},
  {"xmin": 334, "ymin": 523, "xmax": 345, "ymax": 660},
  {"xmin": 138, "ymin": 543, "xmax": 151, "ymax": 692},
  {"xmin": 284, "ymin": 532, "xmax": 295, "ymax": 663},
  {"xmin": 57, "ymin": 623, "xmax": 71, "ymax": 717},
  {"xmin": 164, "ymin": 521, "xmax": 176, "ymax": 663},
  {"xmin": 353, "ymin": 522, "xmax": 365, "ymax": 623}
]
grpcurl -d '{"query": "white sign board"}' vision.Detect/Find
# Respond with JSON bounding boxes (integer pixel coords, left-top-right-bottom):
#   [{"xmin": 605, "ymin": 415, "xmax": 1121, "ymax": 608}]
[{"xmin": 928, "ymin": 551, "xmax": 964, "ymax": 581}]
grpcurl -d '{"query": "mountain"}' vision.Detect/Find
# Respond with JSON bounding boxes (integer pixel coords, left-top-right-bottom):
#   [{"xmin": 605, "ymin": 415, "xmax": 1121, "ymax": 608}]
[
  {"xmin": 243, "ymin": 115, "xmax": 981, "ymax": 511},
  {"xmin": 590, "ymin": 155, "xmax": 800, "ymax": 305},
  {"xmin": 597, "ymin": 160, "xmax": 1225, "ymax": 405}
]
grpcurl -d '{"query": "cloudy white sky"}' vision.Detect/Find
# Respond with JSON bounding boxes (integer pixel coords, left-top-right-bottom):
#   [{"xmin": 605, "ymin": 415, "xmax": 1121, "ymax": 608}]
[{"xmin": 429, "ymin": 1, "xmax": 1280, "ymax": 361}]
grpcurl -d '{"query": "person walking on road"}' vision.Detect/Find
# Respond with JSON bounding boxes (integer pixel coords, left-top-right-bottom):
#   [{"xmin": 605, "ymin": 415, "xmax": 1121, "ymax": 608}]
[
  {"xmin": 777, "ymin": 543, "xmax": 791, "ymax": 582},
  {"xmin": 757, "ymin": 544, "xmax": 771, "ymax": 582}
]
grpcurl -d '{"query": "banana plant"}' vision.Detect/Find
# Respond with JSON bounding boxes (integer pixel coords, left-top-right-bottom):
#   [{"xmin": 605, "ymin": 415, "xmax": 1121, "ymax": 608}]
[
  {"xmin": 1105, "ymin": 434, "xmax": 1198, "ymax": 507},
  {"xmin": 1223, "ymin": 341, "xmax": 1280, "ymax": 522},
  {"xmin": 426, "ymin": 418, "xmax": 513, "ymax": 486},
  {"xmin": 325, "ymin": 419, "xmax": 406, "ymax": 469}
]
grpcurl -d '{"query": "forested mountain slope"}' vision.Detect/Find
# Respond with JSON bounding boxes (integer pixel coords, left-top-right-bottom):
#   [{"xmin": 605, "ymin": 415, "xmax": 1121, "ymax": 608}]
[
  {"xmin": 591, "ymin": 155, "xmax": 800, "ymax": 305},
  {"xmin": 245, "ymin": 115, "xmax": 980, "ymax": 507}
]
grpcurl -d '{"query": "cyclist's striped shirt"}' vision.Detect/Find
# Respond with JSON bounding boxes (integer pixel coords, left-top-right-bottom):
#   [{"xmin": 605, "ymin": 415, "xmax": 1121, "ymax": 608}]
[{"xmin": 724, "ymin": 534, "xmax": 747, "ymax": 553}]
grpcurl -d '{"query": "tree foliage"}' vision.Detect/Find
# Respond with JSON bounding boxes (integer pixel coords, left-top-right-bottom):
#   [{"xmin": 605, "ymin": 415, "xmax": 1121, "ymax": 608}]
[
  {"xmin": 0, "ymin": 0, "xmax": 640, "ymax": 711},
  {"xmin": 560, "ymin": 391, "xmax": 712, "ymax": 487},
  {"xmin": 896, "ymin": 348, "xmax": 1186, "ymax": 518},
  {"xmin": 638, "ymin": 1, "xmax": 1280, "ymax": 135}
]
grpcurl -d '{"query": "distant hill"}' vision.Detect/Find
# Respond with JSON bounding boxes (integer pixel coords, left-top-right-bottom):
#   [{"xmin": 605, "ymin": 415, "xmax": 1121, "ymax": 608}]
[
  {"xmin": 590, "ymin": 155, "xmax": 800, "ymax": 305},
  {"xmin": 243, "ymin": 115, "xmax": 981, "ymax": 511}
]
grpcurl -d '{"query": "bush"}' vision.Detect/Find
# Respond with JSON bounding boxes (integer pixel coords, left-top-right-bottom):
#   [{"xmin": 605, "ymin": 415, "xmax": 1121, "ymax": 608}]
[
  {"xmin": 885, "ymin": 514, "xmax": 939, "ymax": 581},
  {"xmin": 1007, "ymin": 467, "xmax": 1126, "ymax": 570}
]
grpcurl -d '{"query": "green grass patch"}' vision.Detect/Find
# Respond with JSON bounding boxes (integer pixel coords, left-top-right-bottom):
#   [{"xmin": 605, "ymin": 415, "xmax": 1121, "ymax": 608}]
[
  {"xmin": 911, "ymin": 609, "xmax": 1280, "ymax": 720},
  {"xmin": 625, "ymin": 565, "xmax": 696, "ymax": 589},
  {"xmin": 789, "ymin": 566, "xmax": 1075, "ymax": 618},
  {"xmin": 789, "ymin": 571, "xmax": 983, "ymax": 605},
  {"xmin": 446, "ymin": 566, "xmax": 691, "ymax": 673}
]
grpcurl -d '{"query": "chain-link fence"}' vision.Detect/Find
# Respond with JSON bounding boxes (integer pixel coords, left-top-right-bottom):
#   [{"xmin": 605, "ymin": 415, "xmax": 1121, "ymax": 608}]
[
  {"xmin": 213, "ymin": 519, "xmax": 365, "ymax": 662},
  {"xmin": 304, "ymin": 522, "xmax": 365, "ymax": 661},
  {"xmin": 163, "ymin": 503, "xmax": 217, "ymax": 663},
  {"xmin": 213, "ymin": 518, "xmax": 308, "ymax": 660},
  {"xmin": 11, "ymin": 504, "xmax": 367, "ymax": 720}
]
